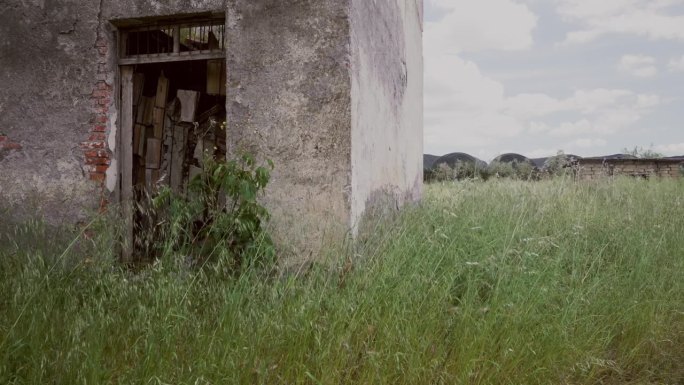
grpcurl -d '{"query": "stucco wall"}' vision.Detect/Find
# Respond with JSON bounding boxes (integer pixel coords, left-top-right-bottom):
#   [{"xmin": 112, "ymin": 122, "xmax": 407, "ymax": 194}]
[
  {"xmin": 0, "ymin": 0, "xmax": 228, "ymax": 224},
  {"xmin": 224, "ymin": 0, "xmax": 353, "ymax": 256},
  {"xmin": 0, "ymin": 0, "xmax": 352, "ymax": 252},
  {"xmin": 0, "ymin": 0, "xmax": 105, "ymax": 224},
  {"xmin": 349, "ymin": 0, "xmax": 423, "ymax": 232},
  {"xmin": 1, "ymin": 0, "xmax": 423, "ymax": 258}
]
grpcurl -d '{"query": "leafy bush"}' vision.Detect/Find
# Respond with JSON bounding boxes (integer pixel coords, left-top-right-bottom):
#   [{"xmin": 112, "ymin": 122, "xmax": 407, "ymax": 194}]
[
  {"xmin": 487, "ymin": 160, "xmax": 515, "ymax": 179},
  {"xmin": 542, "ymin": 150, "xmax": 579, "ymax": 178},
  {"xmin": 622, "ymin": 145, "xmax": 664, "ymax": 159},
  {"xmin": 487, "ymin": 160, "xmax": 538, "ymax": 180},
  {"xmin": 134, "ymin": 153, "xmax": 275, "ymax": 272},
  {"xmin": 428, "ymin": 161, "xmax": 488, "ymax": 182}
]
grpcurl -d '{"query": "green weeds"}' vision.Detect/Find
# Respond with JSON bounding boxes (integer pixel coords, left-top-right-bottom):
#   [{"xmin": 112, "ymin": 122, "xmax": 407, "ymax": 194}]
[{"xmin": 1, "ymin": 177, "xmax": 682, "ymax": 384}]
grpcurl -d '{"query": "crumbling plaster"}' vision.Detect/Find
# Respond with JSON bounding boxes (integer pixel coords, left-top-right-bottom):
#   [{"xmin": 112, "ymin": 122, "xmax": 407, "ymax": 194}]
[
  {"xmin": 0, "ymin": 0, "xmax": 104, "ymax": 223},
  {"xmin": 224, "ymin": 0, "xmax": 353, "ymax": 256},
  {"xmin": 1, "ymin": 0, "xmax": 423, "ymax": 257},
  {"xmin": 350, "ymin": 0, "xmax": 424, "ymax": 231}
]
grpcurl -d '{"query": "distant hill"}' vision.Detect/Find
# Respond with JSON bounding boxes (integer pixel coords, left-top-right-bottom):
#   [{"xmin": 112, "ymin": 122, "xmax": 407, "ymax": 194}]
[
  {"xmin": 530, "ymin": 158, "xmax": 548, "ymax": 168},
  {"xmin": 423, "ymin": 154, "xmax": 440, "ymax": 170},
  {"xmin": 585, "ymin": 153, "xmax": 638, "ymax": 160},
  {"xmin": 433, "ymin": 152, "xmax": 487, "ymax": 169},
  {"xmin": 492, "ymin": 153, "xmax": 535, "ymax": 166}
]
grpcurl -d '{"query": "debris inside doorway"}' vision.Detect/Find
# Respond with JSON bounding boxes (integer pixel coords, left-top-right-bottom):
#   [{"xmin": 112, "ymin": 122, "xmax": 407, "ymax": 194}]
[{"xmin": 129, "ymin": 59, "xmax": 226, "ymax": 260}]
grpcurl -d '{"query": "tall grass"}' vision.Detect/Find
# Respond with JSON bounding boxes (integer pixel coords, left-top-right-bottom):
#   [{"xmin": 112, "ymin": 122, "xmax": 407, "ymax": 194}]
[{"xmin": 1, "ymin": 177, "xmax": 683, "ymax": 384}]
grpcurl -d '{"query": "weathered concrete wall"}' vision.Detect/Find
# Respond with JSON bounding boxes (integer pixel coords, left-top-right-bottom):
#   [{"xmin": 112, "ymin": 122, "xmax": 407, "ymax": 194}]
[
  {"xmin": 104, "ymin": 0, "xmax": 224, "ymax": 20},
  {"xmin": 577, "ymin": 159, "xmax": 683, "ymax": 180},
  {"xmin": 0, "ymin": 0, "xmax": 227, "ymax": 224},
  {"xmin": 0, "ymin": 0, "xmax": 105, "ymax": 224},
  {"xmin": 1, "ymin": 0, "xmax": 423, "ymax": 259},
  {"xmin": 349, "ymin": 0, "xmax": 423, "ymax": 231},
  {"xmin": 225, "ymin": 0, "xmax": 352, "ymax": 257}
]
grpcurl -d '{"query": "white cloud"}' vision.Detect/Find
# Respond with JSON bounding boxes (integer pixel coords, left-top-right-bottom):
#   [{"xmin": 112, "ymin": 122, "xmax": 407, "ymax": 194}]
[
  {"xmin": 526, "ymin": 147, "xmax": 567, "ymax": 159},
  {"xmin": 424, "ymin": 55, "xmax": 525, "ymax": 155},
  {"xmin": 531, "ymin": 107, "xmax": 646, "ymax": 138},
  {"xmin": 572, "ymin": 138, "xmax": 608, "ymax": 148},
  {"xmin": 654, "ymin": 142, "xmax": 684, "ymax": 155},
  {"xmin": 425, "ymin": 0, "xmax": 538, "ymax": 54},
  {"xmin": 505, "ymin": 89, "xmax": 658, "ymax": 119},
  {"xmin": 423, "ymin": 0, "xmax": 665, "ymax": 158},
  {"xmin": 668, "ymin": 55, "xmax": 684, "ymax": 72},
  {"xmin": 555, "ymin": 0, "xmax": 684, "ymax": 44},
  {"xmin": 618, "ymin": 54, "xmax": 658, "ymax": 78},
  {"xmin": 424, "ymin": 0, "xmax": 538, "ymax": 156}
]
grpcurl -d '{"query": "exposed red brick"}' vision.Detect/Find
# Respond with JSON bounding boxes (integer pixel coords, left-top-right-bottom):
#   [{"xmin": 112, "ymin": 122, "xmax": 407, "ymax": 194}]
[
  {"xmin": 2, "ymin": 142, "xmax": 22, "ymax": 150},
  {"xmin": 80, "ymin": 141, "xmax": 106, "ymax": 149},
  {"xmin": 93, "ymin": 106, "xmax": 110, "ymax": 115},
  {"xmin": 88, "ymin": 133, "xmax": 107, "ymax": 141},
  {"xmin": 85, "ymin": 157, "xmax": 111, "ymax": 166},
  {"xmin": 89, "ymin": 172, "xmax": 106, "ymax": 182},
  {"xmin": 91, "ymin": 89, "xmax": 108, "ymax": 98},
  {"xmin": 85, "ymin": 149, "xmax": 109, "ymax": 158},
  {"xmin": 87, "ymin": 40, "xmax": 113, "ymax": 188}
]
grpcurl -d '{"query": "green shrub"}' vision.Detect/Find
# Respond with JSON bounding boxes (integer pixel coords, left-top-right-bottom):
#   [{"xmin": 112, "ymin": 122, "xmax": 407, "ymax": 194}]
[
  {"xmin": 428, "ymin": 161, "xmax": 489, "ymax": 182},
  {"xmin": 622, "ymin": 145, "xmax": 664, "ymax": 159},
  {"xmin": 488, "ymin": 160, "xmax": 538, "ymax": 180},
  {"xmin": 542, "ymin": 151, "xmax": 579, "ymax": 178},
  {"xmin": 134, "ymin": 153, "xmax": 275, "ymax": 272}
]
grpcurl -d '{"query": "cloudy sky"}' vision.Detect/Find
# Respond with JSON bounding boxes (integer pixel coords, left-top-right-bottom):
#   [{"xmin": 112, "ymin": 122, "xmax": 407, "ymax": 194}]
[{"xmin": 424, "ymin": 0, "xmax": 684, "ymax": 161}]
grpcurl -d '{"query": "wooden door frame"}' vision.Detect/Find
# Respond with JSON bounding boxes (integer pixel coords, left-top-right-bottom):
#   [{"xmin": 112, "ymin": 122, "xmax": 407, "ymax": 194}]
[{"xmin": 119, "ymin": 65, "xmax": 135, "ymax": 263}]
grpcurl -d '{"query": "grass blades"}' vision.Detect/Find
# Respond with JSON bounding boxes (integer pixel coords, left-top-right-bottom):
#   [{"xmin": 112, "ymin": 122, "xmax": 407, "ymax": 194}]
[{"xmin": 1, "ymin": 177, "xmax": 682, "ymax": 384}]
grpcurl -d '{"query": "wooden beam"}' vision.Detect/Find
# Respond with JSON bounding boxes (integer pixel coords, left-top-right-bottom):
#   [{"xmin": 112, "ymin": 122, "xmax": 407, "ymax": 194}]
[
  {"xmin": 118, "ymin": 51, "xmax": 225, "ymax": 65},
  {"xmin": 177, "ymin": 89, "xmax": 200, "ymax": 123},
  {"xmin": 120, "ymin": 66, "xmax": 134, "ymax": 264},
  {"xmin": 146, "ymin": 138, "xmax": 162, "ymax": 169},
  {"xmin": 173, "ymin": 26, "xmax": 180, "ymax": 54},
  {"xmin": 155, "ymin": 71, "xmax": 169, "ymax": 108}
]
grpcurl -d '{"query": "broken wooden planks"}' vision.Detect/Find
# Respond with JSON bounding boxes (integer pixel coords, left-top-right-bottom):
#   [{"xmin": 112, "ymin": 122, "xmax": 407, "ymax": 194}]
[
  {"xmin": 145, "ymin": 138, "xmax": 162, "ymax": 169},
  {"xmin": 177, "ymin": 90, "xmax": 200, "ymax": 123},
  {"xmin": 152, "ymin": 72, "xmax": 169, "ymax": 139},
  {"xmin": 206, "ymin": 59, "xmax": 226, "ymax": 96}
]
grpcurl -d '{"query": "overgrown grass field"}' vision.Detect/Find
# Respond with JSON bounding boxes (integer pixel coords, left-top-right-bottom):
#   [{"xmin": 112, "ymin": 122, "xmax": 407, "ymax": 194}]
[{"xmin": 1, "ymin": 178, "xmax": 683, "ymax": 384}]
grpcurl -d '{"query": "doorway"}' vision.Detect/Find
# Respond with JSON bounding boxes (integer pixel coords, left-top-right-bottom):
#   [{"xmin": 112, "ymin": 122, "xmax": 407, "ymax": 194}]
[{"xmin": 117, "ymin": 15, "xmax": 227, "ymax": 261}]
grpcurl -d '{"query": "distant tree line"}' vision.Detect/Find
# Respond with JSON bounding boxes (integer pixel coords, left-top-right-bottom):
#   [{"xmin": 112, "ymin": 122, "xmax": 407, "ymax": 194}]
[{"xmin": 425, "ymin": 151, "xmax": 580, "ymax": 182}]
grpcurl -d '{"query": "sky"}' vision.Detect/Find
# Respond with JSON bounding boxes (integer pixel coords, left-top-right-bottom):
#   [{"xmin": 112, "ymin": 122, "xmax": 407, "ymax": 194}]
[{"xmin": 423, "ymin": 0, "xmax": 684, "ymax": 161}]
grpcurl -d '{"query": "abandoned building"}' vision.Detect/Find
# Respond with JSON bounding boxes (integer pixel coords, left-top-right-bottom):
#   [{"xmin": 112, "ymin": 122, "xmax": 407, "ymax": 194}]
[
  {"xmin": 0, "ymin": 1, "xmax": 424, "ymax": 256},
  {"xmin": 575, "ymin": 157, "xmax": 683, "ymax": 180}
]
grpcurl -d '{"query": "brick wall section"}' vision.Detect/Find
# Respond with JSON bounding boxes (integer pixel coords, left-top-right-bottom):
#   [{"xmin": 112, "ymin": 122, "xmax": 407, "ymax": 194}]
[
  {"xmin": 0, "ymin": 135, "xmax": 22, "ymax": 151},
  {"xmin": 576, "ymin": 159, "xmax": 683, "ymax": 180},
  {"xmin": 80, "ymin": 38, "xmax": 113, "ymax": 210}
]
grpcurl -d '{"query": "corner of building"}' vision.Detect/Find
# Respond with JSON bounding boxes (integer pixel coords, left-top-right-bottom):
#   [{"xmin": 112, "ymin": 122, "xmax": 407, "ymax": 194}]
[{"xmin": 349, "ymin": 0, "xmax": 424, "ymax": 234}]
